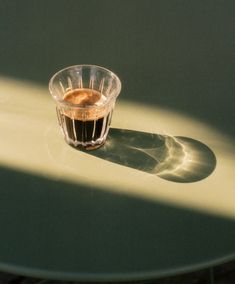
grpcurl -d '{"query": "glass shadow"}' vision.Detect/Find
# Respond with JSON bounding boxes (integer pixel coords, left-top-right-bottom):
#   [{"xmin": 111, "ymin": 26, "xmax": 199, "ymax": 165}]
[{"xmin": 84, "ymin": 128, "xmax": 217, "ymax": 183}]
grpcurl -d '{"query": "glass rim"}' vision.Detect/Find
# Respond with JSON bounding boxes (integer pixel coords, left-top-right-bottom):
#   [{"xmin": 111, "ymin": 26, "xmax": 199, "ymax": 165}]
[{"xmin": 49, "ymin": 64, "xmax": 122, "ymax": 109}]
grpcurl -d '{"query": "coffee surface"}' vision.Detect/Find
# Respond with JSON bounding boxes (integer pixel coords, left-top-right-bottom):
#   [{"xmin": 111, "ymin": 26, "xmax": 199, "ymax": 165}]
[
  {"xmin": 63, "ymin": 88, "xmax": 107, "ymax": 121},
  {"xmin": 64, "ymin": 88, "xmax": 102, "ymax": 106}
]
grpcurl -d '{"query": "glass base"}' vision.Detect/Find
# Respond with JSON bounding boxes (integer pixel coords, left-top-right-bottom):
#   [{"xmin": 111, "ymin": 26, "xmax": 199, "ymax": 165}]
[{"xmin": 65, "ymin": 137, "xmax": 106, "ymax": 151}]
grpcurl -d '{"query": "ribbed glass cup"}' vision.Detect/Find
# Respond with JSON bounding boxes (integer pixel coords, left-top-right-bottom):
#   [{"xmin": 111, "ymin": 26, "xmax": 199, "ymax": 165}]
[{"xmin": 49, "ymin": 65, "xmax": 121, "ymax": 150}]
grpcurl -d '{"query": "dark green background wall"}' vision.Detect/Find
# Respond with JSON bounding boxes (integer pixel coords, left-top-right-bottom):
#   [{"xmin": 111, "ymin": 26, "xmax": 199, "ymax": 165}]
[{"xmin": 0, "ymin": 0, "xmax": 234, "ymax": 137}]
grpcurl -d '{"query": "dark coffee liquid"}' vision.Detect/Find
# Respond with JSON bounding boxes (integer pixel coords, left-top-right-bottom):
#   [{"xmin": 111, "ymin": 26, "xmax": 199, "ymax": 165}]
[
  {"xmin": 63, "ymin": 113, "xmax": 111, "ymax": 143},
  {"xmin": 58, "ymin": 89, "xmax": 112, "ymax": 146}
]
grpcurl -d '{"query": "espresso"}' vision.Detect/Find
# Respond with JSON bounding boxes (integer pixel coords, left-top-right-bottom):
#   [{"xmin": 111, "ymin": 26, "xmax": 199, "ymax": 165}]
[{"xmin": 57, "ymin": 88, "xmax": 112, "ymax": 148}]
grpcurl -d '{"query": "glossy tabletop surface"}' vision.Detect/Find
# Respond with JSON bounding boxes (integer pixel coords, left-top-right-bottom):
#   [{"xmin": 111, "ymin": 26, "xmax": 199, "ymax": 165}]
[{"xmin": 0, "ymin": 0, "xmax": 235, "ymax": 282}]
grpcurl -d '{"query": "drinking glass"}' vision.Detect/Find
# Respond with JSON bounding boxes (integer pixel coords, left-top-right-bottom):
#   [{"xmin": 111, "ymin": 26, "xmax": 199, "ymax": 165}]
[{"xmin": 49, "ymin": 65, "xmax": 121, "ymax": 150}]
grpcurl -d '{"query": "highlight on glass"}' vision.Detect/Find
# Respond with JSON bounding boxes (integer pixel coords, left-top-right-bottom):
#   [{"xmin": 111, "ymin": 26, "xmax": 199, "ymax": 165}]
[{"xmin": 49, "ymin": 65, "xmax": 121, "ymax": 150}]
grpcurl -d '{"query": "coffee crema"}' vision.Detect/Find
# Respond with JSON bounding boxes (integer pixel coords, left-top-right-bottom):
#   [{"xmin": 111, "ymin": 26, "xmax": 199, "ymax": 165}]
[
  {"xmin": 57, "ymin": 88, "xmax": 112, "ymax": 148},
  {"xmin": 64, "ymin": 88, "xmax": 102, "ymax": 106},
  {"xmin": 62, "ymin": 88, "xmax": 107, "ymax": 121}
]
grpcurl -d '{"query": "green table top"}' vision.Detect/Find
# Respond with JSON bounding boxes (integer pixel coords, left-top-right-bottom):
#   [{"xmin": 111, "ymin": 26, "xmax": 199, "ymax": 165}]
[
  {"xmin": 0, "ymin": 0, "xmax": 235, "ymax": 282},
  {"xmin": 0, "ymin": 77, "xmax": 235, "ymax": 281}
]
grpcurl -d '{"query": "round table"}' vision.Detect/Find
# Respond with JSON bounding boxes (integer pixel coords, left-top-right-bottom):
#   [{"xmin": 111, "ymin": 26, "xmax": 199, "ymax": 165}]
[{"xmin": 0, "ymin": 77, "xmax": 235, "ymax": 281}]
